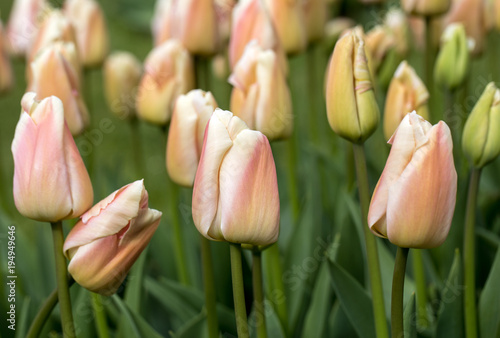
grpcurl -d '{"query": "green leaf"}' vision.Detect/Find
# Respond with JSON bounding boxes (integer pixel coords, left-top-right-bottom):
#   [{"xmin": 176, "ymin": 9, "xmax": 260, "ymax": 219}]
[
  {"xmin": 15, "ymin": 296, "xmax": 30, "ymax": 338},
  {"xmin": 111, "ymin": 294, "xmax": 163, "ymax": 338},
  {"xmin": 403, "ymin": 293, "xmax": 417, "ymax": 338},
  {"xmin": 327, "ymin": 258, "xmax": 376, "ymax": 338},
  {"xmin": 328, "ymin": 301, "xmax": 358, "ymax": 337},
  {"xmin": 436, "ymin": 249, "xmax": 464, "ymax": 338},
  {"xmin": 479, "ymin": 247, "xmax": 500, "ymax": 338},
  {"xmin": 173, "ymin": 311, "xmax": 208, "ymax": 338}
]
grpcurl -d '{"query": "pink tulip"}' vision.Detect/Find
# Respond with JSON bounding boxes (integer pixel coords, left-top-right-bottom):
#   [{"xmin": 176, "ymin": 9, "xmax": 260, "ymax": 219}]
[
  {"xmin": 28, "ymin": 42, "xmax": 89, "ymax": 135},
  {"xmin": 63, "ymin": 180, "xmax": 161, "ymax": 296},
  {"xmin": 0, "ymin": 20, "xmax": 14, "ymax": 94},
  {"xmin": 229, "ymin": 41, "xmax": 293, "ymax": 140},
  {"xmin": 167, "ymin": 90, "xmax": 218, "ymax": 187},
  {"xmin": 368, "ymin": 112, "xmax": 457, "ymax": 249},
  {"xmin": 151, "ymin": 0, "xmax": 173, "ymax": 46},
  {"xmin": 12, "ymin": 93, "xmax": 93, "ymax": 222},
  {"xmin": 6, "ymin": 0, "xmax": 47, "ymax": 56},
  {"xmin": 192, "ymin": 109, "xmax": 280, "ymax": 246}
]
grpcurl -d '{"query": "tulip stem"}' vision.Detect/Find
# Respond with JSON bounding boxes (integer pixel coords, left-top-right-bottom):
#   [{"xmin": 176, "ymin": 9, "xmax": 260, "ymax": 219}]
[
  {"xmin": 352, "ymin": 143, "xmax": 389, "ymax": 338},
  {"xmin": 129, "ymin": 117, "xmax": 145, "ymax": 177},
  {"xmin": 392, "ymin": 246, "xmax": 410, "ymax": 338},
  {"xmin": 264, "ymin": 243, "xmax": 289, "ymax": 334},
  {"xmin": 195, "ymin": 56, "xmax": 211, "ymax": 91},
  {"xmin": 50, "ymin": 221, "xmax": 76, "ymax": 338},
  {"xmin": 252, "ymin": 250, "xmax": 267, "ymax": 338},
  {"xmin": 230, "ymin": 243, "xmax": 249, "ymax": 338},
  {"xmin": 26, "ymin": 278, "xmax": 75, "ymax": 338},
  {"xmin": 200, "ymin": 235, "xmax": 220, "ymax": 338},
  {"xmin": 412, "ymin": 249, "xmax": 428, "ymax": 328},
  {"xmin": 464, "ymin": 168, "xmax": 481, "ymax": 338},
  {"xmin": 287, "ymin": 138, "xmax": 300, "ymax": 221},
  {"xmin": 91, "ymin": 293, "xmax": 110, "ymax": 338}
]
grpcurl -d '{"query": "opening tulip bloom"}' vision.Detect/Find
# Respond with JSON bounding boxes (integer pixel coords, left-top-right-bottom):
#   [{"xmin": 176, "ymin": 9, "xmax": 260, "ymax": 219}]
[
  {"xmin": 192, "ymin": 109, "xmax": 280, "ymax": 246},
  {"xmin": 63, "ymin": 180, "xmax": 162, "ymax": 296},
  {"xmin": 229, "ymin": 40, "xmax": 293, "ymax": 141},
  {"xmin": 368, "ymin": 112, "xmax": 457, "ymax": 249},
  {"xmin": 167, "ymin": 90, "xmax": 218, "ymax": 187},
  {"xmin": 12, "ymin": 93, "xmax": 93, "ymax": 222},
  {"xmin": 6, "ymin": 0, "xmax": 47, "ymax": 56}
]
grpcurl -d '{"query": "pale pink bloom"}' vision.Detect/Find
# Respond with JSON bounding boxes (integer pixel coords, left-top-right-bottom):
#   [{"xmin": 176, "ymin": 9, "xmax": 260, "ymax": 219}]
[
  {"xmin": 6, "ymin": 0, "xmax": 47, "ymax": 56},
  {"xmin": 368, "ymin": 112, "xmax": 457, "ymax": 249},
  {"xmin": 12, "ymin": 93, "xmax": 93, "ymax": 222},
  {"xmin": 28, "ymin": 42, "xmax": 89, "ymax": 135},
  {"xmin": 0, "ymin": 20, "xmax": 14, "ymax": 93},
  {"xmin": 151, "ymin": 0, "xmax": 173, "ymax": 46},
  {"xmin": 63, "ymin": 180, "xmax": 161, "ymax": 296},
  {"xmin": 444, "ymin": 0, "xmax": 485, "ymax": 55},
  {"xmin": 302, "ymin": 0, "xmax": 327, "ymax": 43},
  {"xmin": 192, "ymin": 109, "xmax": 280, "ymax": 245},
  {"xmin": 167, "ymin": 90, "xmax": 218, "ymax": 187},
  {"xmin": 230, "ymin": 41, "xmax": 292, "ymax": 140}
]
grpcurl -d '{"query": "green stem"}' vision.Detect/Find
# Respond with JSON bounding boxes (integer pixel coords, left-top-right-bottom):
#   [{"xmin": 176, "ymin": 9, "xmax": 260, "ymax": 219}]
[
  {"xmin": 264, "ymin": 243, "xmax": 289, "ymax": 334},
  {"xmin": 286, "ymin": 138, "xmax": 300, "ymax": 221},
  {"xmin": 111, "ymin": 295, "xmax": 141, "ymax": 338},
  {"xmin": 392, "ymin": 247, "xmax": 410, "ymax": 338},
  {"xmin": 196, "ymin": 55, "xmax": 211, "ymax": 91},
  {"xmin": 412, "ymin": 249, "xmax": 428, "ymax": 328},
  {"xmin": 464, "ymin": 168, "xmax": 481, "ymax": 338},
  {"xmin": 307, "ymin": 44, "xmax": 320, "ymax": 145},
  {"xmin": 252, "ymin": 250, "xmax": 267, "ymax": 338},
  {"xmin": 352, "ymin": 144, "xmax": 389, "ymax": 338},
  {"xmin": 50, "ymin": 221, "xmax": 76, "ymax": 338},
  {"xmin": 26, "ymin": 279, "xmax": 75, "ymax": 338},
  {"xmin": 424, "ymin": 15, "xmax": 436, "ymax": 122},
  {"xmin": 129, "ymin": 117, "xmax": 145, "ymax": 177},
  {"xmin": 230, "ymin": 243, "xmax": 249, "ymax": 338},
  {"xmin": 200, "ymin": 235, "xmax": 219, "ymax": 338},
  {"xmin": 92, "ymin": 293, "xmax": 110, "ymax": 338}
]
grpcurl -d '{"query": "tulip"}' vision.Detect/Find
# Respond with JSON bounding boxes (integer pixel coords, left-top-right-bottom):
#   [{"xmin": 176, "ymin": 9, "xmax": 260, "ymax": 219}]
[
  {"xmin": 229, "ymin": 41, "xmax": 292, "ymax": 141},
  {"xmin": 302, "ymin": 0, "xmax": 327, "ymax": 43},
  {"xmin": 12, "ymin": 93, "xmax": 93, "ymax": 222},
  {"xmin": 325, "ymin": 29, "xmax": 379, "ymax": 143},
  {"xmin": 368, "ymin": 112, "xmax": 457, "ymax": 248},
  {"xmin": 262, "ymin": 0, "xmax": 307, "ymax": 54},
  {"xmin": 192, "ymin": 109, "xmax": 279, "ymax": 246},
  {"xmin": 63, "ymin": 0, "xmax": 109, "ymax": 67},
  {"xmin": 6, "ymin": 0, "xmax": 47, "ymax": 56},
  {"xmin": 151, "ymin": 0, "xmax": 173, "ymax": 46},
  {"xmin": 170, "ymin": 0, "xmax": 219, "ymax": 55},
  {"xmin": 365, "ymin": 25, "xmax": 396, "ymax": 73},
  {"xmin": 104, "ymin": 51, "xmax": 142, "ymax": 120},
  {"xmin": 229, "ymin": 0, "xmax": 285, "ymax": 70},
  {"xmin": 136, "ymin": 40, "xmax": 195, "ymax": 125},
  {"xmin": 166, "ymin": 90, "xmax": 218, "ymax": 187},
  {"xmin": 63, "ymin": 180, "xmax": 161, "ymax": 296},
  {"xmin": 444, "ymin": 0, "xmax": 485, "ymax": 55},
  {"xmin": 28, "ymin": 42, "xmax": 89, "ymax": 135},
  {"xmin": 323, "ymin": 17, "xmax": 356, "ymax": 51},
  {"xmin": 0, "ymin": 20, "xmax": 14, "ymax": 94},
  {"xmin": 401, "ymin": 0, "xmax": 451, "ymax": 17},
  {"xmin": 215, "ymin": 0, "xmax": 237, "ymax": 43},
  {"xmin": 385, "ymin": 9, "xmax": 409, "ymax": 56},
  {"xmin": 384, "ymin": 61, "xmax": 430, "ymax": 140},
  {"xmin": 434, "ymin": 23, "xmax": 472, "ymax": 90},
  {"xmin": 462, "ymin": 82, "xmax": 500, "ymax": 168}
]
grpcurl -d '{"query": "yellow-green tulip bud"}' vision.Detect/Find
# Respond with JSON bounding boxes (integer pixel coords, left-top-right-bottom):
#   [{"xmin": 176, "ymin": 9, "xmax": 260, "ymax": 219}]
[
  {"xmin": 462, "ymin": 82, "xmax": 500, "ymax": 168},
  {"xmin": 325, "ymin": 29, "xmax": 379, "ymax": 143},
  {"xmin": 401, "ymin": 0, "xmax": 451, "ymax": 17},
  {"xmin": 434, "ymin": 23, "xmax": 471, "ymax": 90}
]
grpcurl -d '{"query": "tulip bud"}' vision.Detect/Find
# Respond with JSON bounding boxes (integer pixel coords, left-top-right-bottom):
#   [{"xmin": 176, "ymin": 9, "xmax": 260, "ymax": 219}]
[
  {"xmin": 230, "ymin": 41, "xmax": 293, "ymax": 141},
  {"xmin": 0, "ymin": 20, "xmax": 14, "ymax": 94},
  {"xmin": 434, "ymin": 24, "xmax": 471, "ymax": 90},
  {"xmin": 215, "ymin": 0, "xmax": 237, "ymax": 43},
  {"xmin": 365, "ymin": 25, "xmax": 396, "ymax": 73},
  {"xmin": 192, "ymin": 109, "xmax": 280, "ymax": 246},
  {"xmin": 63, "ymin": 180, "xmax": 161, "ymax": 296},
  {"xmin": 385, "ymin": 9, "xmax": 409, "ymax": 56},
  {"xmin": 136, "ymin": 40, "xmax": 195, "ymax": 125},
  {"xmin": 12, "ymin": 93, "xmax": 93, "ymax": 222},
  {"xmin": 262, "ymin": 0, "xmax": 307, "ymax": 54},
  {"xmin": 170, "ymin": 0, "xmax": 219, "ymax": 55},
  {"xmin": 444, "ymin": 0, "xmax": 485, "ymax": 55},
  {"xmin": 384, "ymin": 61, "xmax": 430, "ymax": 140},
  {"xmin": 401, "ymin": 0, "xmax": 451, "ymax": 17},
  {"xmin": 325, "ymin": 29, "xmax": 379, "ymax": 143},
  {"xmin": 28, "ymin": 42, "xmax": 89, "ymax": 135},
  {"xmin": 462, "ymin": 82, "xmax": 500, "ymax": 168},
  {"xmin": 302, "ymin": 0, "xmax": 327, "ymax": 43},
  {"xmin": 63, "ymin": 0, "xmax": 109, "ymax": 67},
  {"xmin": 167, "ymin": 90, "xmax": 218, "ymax": 187},
  {"xmin": 368, "ymin": 112, "xmax": 457, "ymax": 248},
  {"xmin": 6, "ymin": 0, "xmax": 47, "ymax": 56},
  {"xmin": 104, "ymin": 51, "xmax": 142, "ymax": 120},
  {"xmin": 151, "ymin": 0, "xmax": 173, "ymax": 46}
]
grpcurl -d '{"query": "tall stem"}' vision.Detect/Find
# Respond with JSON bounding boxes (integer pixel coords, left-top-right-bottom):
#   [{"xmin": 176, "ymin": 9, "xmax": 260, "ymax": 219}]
[
  {"xmin": 50, "ymin": 221, "xmax": 75, "ymax": 338},
  {"xmin": 91, "ymin": 293, "xmax": 110, "ymax": 338},
  {"xmin": 392, "ymin": 247, "xmax": 410, "ymax": 338},
  {"xmin": 352, "ymin": 144, "xmax": 389, "ymax": 338},
  {"xmin": 464, "ymin": 168, "xmax": 481, "ymax": 338},
  {"xmin": 412, "ymin": 249, "xmax": 428, "ymax": 328},
  {"xmin": 196, "ymin": 56, "xmax": 211, "ymax": 91},
  {"xmin": 200, "ymin": 235, "xmax": 219, "ymax": 338},
  {"xmin": 264, "ymin": 243, "xmax": 289, "ymax": 334},
  {"xmin": 287, "ymin": 138, "xmax": 300, "ymax": 221},
  {"xmin": 230, "ymin": 243, "xmax": 249, "ymax": 338},
  {"xmin": 129, "ymin": 117, "xmax": 145, "ymax": 177},
  {"xmin": 252, "ymin": 250, "xmax": 267, "ymax": 338}
]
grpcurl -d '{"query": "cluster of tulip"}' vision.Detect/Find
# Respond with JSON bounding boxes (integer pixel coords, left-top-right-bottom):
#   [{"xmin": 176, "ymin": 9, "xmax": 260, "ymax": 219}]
[{"xmin": 1, "ymin": 0, "xmax": 500, "ymax": 337}]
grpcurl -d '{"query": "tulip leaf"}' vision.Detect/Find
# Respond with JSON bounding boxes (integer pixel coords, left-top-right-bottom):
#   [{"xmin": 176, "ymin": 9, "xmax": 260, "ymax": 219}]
[
  {"xmin": 247, "ymin": 300, "xmax": 286, "ymax": 338},
  {"xmin": 328, "ymin": 301, "xmax": 358, "ymax": 337},
  {"xmin": 172, "ymin": 310, "xmax": 208, "ymax": 338},
  {"xmin": 436, "ymin": 249, "xmax": 464, "ymax": 338},
  {"xmin": 16, "ymin": 296, "xmax": 30, "ymax": 338},
  {"xmin": 479, "ymin": 247, "xmax": 500, "ymax": 338},
  {"xmin": 111, "ymin": 294, "xmax": 163, "ymax": 338},
  {"xmin": 403, "ymin": 293, "xmax": 417, "ymax": 338},
  {"xmin": 327, "ymin": 258, "xmax": 376, "ymax": 338},
  {"xmin": 72, "ymin": 288, "xmax": 97, "ymax": 338}
]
